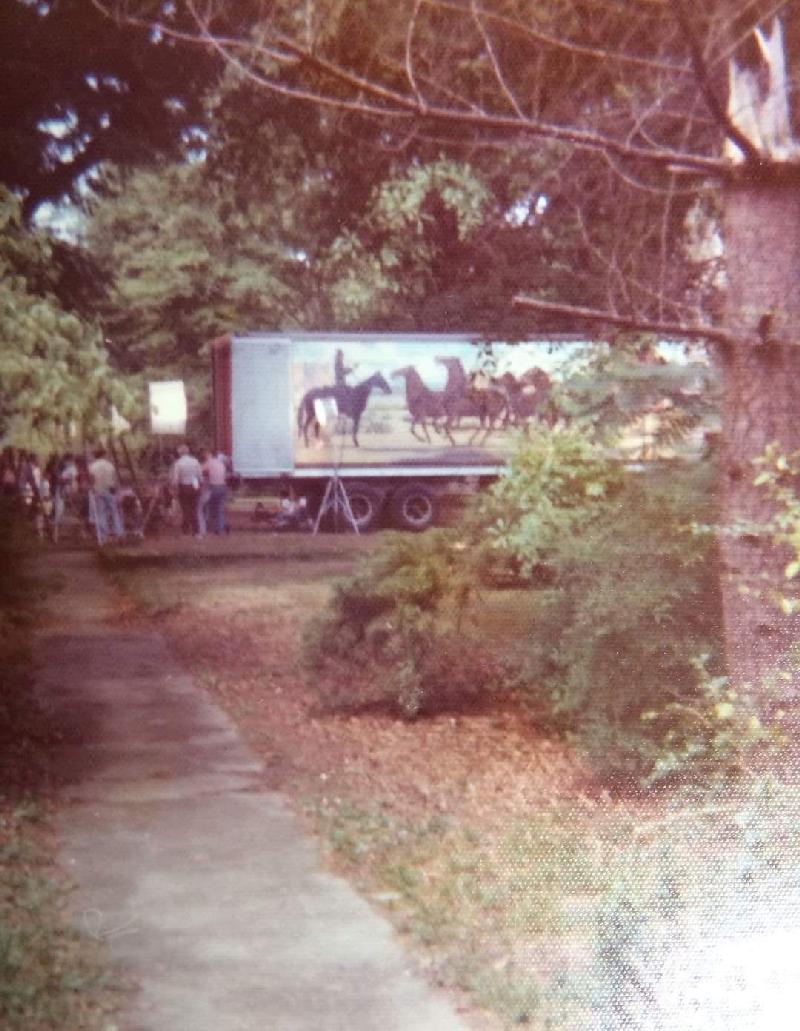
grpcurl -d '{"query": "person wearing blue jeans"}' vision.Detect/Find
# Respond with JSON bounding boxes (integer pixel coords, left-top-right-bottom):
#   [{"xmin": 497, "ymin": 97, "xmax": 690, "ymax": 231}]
[
  {"xmin": 200, "ymin": 450, "xmax": 228, "ymax": 535},
  {"xmin": 88, "ymin": 448, "xmax": 124, "ymax": 544}
]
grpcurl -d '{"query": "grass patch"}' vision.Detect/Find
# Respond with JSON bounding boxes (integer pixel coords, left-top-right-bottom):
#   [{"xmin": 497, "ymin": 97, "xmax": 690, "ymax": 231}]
[
  {"xmin": 311, "ymin": 784, "xmax": 800, "ymax": 1029},
  {"xmin": 100, "ymin": 532, "xmax": 376, "ymax": 618},
  {"xmin": 0, "ymin": 503, "xmax": 122, "ymax": 1030}
]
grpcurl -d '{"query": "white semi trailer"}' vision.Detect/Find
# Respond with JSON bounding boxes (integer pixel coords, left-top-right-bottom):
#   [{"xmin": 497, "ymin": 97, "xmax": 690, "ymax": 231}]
[{"xmin": 212, "ymin": 331, "xmax": 568, "ymax": 530}]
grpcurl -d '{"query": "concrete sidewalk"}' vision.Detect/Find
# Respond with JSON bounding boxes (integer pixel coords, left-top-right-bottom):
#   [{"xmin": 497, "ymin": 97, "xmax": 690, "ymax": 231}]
[{"xmin": 35, "ymin": 551, "xmax": 469, "ymax": 1031}]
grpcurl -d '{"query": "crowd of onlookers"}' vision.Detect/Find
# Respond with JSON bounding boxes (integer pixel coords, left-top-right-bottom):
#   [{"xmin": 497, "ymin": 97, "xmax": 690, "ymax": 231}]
[
  {"xmin": 0, "ymin": 443, "xmax": 238, "ymax": 545},
  {"xmin": 1, "ymin": 447, "xmax": 89, "ymax": 537},
  {"xmin": 0, "ymin": 442, "xmax": 314, "ymax": 543}
]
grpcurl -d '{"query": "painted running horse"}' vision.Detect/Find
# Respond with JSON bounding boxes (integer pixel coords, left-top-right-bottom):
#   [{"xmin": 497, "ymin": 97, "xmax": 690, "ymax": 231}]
[{"xmin": 297, "ymin": 371, "xmax": 391, "ymax": 447}]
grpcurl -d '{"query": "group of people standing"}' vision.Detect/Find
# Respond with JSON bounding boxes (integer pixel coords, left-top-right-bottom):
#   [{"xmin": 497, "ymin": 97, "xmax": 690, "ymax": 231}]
[
  {"xmin": 0, "ymin": 446, "xmax": 127, "ymax": 543},
  {"xmin": 170, "ymin": 444, "xmax": 230, "ymax": 538},
  {"xmin": 1, "ymin": 442, "xmax": 232, "ymax": 544}
]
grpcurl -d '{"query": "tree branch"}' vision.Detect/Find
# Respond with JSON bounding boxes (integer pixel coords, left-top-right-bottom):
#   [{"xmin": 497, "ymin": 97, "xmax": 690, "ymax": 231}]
[
  {"xmin": 512, "ymin": 294, "xmax": 735, "ymax": 346},
  {"xmin": 405, "ymin": 0, "xmax": 427, "ymax": 110},
  {"xmin": 97, "ymin": 1, "xmax": 736, "ymax": 177},
  {"xmin": 428, "ymin": 0, "xmax": 689, "ymax": 76},
  {"xmin": 710, "ymin": 0, "xmax": 792, "ymax": 71},
  {"xmin": 261, "ymin": 35, "xmax": 733, "ymax": 176},
  {"xmin": 470, "ymin": 1, "xmax": 525, "ymax": 118},
  {"xmin": 670, "ymin": 0, "xmax": 762, "ymax": 162}
]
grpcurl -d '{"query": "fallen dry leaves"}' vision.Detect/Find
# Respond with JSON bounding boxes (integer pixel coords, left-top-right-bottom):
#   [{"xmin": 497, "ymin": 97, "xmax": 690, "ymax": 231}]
[
  {"xmin": 107, "ymin": 544, "xmax": 645, "ymax": 1030},
  {"xmin": 160, "ymin": 604, "xmax": 591, "ymax": 833}
]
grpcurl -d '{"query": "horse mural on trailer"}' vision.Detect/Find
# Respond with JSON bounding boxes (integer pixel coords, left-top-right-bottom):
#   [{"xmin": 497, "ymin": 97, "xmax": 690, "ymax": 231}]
[
  {"xmin": 392, "ymin": 358, "xmax": 556, "ymax": 448},
  {"xmin": 436, "ymin": 356, "xmax": 508, "ymax": 444},
  {"xmin": 297, "ymin": 371, "xmax": 392, "ymax": 447},
  {"xmin": 497, "ymin": 367, "xmax": 554, "ymax": 430},
  {"xmin": 391, "ymin": 366, "xmax": 448, "ymax": 443}
]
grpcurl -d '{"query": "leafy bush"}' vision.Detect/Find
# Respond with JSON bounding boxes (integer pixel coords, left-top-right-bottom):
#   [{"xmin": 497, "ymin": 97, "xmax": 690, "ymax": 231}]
[
  {"xmin": 476, "ymin": 429, "xmax": 724, "ymax": 753},
  {"xmin": 636, "ymin": 654, "xmax": 784, "ymax": 785},
  {"xmin": 481, "ymin": 423, "xmax": 626, "ymax": 576},
  {"xmin": 753, "ymin": 442, "xmax": 800, "ymax": 617},
  {"xmin": 305, "ymin": 425, "xmax": 736, "ymax": 780},
  {"xmin": 303, "ymin": 531, "xmax": 508, "ymax": 716}
]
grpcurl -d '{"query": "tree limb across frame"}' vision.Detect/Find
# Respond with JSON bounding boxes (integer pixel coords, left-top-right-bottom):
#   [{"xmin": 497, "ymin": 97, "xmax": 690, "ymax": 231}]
[
  {"xmin": 512, "ymin": 295, "xmax": 735, "ymax": 347},
  {"xmin": 97, "ymin": 0, "xmax": 741, "ymax": 178},
  {"xmin": 670, "ymin": 0, "xmax": 763, "ymax": 163}
]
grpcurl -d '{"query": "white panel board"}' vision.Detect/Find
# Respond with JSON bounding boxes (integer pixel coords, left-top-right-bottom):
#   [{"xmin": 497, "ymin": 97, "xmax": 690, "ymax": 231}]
[
  {"xmin": 149, "ymin": 381, "xmax": 187, "ymax": 435},
  {"xmin": 231, "ymin": 337, "xmax": 293, "ymax": 475}
]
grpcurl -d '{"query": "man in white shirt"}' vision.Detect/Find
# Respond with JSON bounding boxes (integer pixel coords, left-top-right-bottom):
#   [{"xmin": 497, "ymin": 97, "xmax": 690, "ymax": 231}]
[
  {"xmin": 88, "ymin": 448, "xmax": 124, "ymax": 544},
  {"xmin": 170, "ymin": 444, "xmax": 203, "ymax": 536}
]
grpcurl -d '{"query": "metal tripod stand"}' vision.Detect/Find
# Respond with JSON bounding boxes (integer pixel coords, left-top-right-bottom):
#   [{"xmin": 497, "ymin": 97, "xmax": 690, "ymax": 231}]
[{"xmin": 313, "ymin": 467, "xmax": 360, "ymax": 534}]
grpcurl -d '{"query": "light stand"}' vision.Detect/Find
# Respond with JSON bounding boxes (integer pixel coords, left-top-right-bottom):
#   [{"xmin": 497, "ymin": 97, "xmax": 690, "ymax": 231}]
[
  {"xmin": 313, "ymin": 467, "xmax": 360, "ymax": 535},
  {"xmin": 312, "ymin": 397, "xmax": 360, "ymax": 535}
]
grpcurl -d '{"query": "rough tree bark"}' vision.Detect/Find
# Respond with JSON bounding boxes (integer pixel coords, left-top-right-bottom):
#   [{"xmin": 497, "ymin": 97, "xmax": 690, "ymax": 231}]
[{"xmin": 717, "ymin": 176, "xmax": 800, "ymax": 708}]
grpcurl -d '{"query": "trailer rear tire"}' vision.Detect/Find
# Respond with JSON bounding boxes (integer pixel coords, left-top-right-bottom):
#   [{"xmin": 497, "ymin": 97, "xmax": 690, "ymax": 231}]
[
  {"xmin": 344, "ymin": 482, "xmax": 384, "ymax": 532},
  {"xmin": 389, "ymin": 483, "xmax": 437, "ymax": 531}
]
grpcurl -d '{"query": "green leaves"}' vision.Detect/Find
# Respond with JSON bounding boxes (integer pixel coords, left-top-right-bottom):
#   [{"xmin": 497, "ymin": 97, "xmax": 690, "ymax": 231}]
[
  {"xmin": 472, "ymin": 426, "xmax": 726, "ymax": 777},
  {"xmin": 639, "ymin": 655, "xmax": 780, "ymax": 786},
  {"xmin": 481, "ymin": 424, "xmax": 624, "ymax": 573},
  {"xmin": 302, "ymin": 530, "xmax": 503, "ymax": 717},
  {"xmin": 0, "ymin": 188, "xmax": 131, "ymax": 450},
  {"xmin": 374, "ymin": 160, "xmax": 489, "ymax": 240},
  {"xmin": 84, "ymin": 162, "xmax": 307, "ymax": 390}
]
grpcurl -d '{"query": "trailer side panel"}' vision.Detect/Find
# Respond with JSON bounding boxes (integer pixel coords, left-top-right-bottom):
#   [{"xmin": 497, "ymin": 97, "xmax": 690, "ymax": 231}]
[
  {"xmin": 231, "ymin": 337, "xmax": 293, "ymax": 476},
  {"xmin": 223, "ymin": 332, "xmax": 584, "ymax": 479}
]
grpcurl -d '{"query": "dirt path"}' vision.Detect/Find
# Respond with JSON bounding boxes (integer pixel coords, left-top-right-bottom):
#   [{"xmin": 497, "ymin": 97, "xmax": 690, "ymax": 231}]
[{"xmin": 34, "ymin": 548, "xmax": 469, "ymax": 1031}]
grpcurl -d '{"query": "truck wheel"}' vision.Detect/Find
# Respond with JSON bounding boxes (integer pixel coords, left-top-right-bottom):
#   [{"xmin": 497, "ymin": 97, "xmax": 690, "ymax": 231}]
[
  {"xmin": 389, "ymin": 483, "xmax": 437, "ymax": 531},
  {"xmin": 344, "ymin": 482, "xmax": 384, "ymax": 532}
]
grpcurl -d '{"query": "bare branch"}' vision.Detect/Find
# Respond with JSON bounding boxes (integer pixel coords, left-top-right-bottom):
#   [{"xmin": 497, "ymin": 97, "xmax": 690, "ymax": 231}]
[
  {"xmin": 405, "ymin": 0, "xmax": 427, "ymax": 110},
  {"xmin": 428, "ymin": 0, "xmax": 690, "ymax": 76},
  {"xmin": 513, "ymin": 295, "xmax": 734, "ymax": 346},
  {"xmin": 273, "ymin": 33, "xmax": 456, "ymax": 112},
  {"xmin": 470, "ymin": 1, "xmax": 525, "ymax": 119},
  {"xmin": 599, "ymin": 149, "xmax": 701, "ymax": 198},
  {"xmin": 93, "ymin": 0, "xmax": 299, "ymax": 68},
  {"xmin": 710, "ymin": 0, "xmax": 792, "ymax": 70},
  {"xmin": 96, "ymin": 1, "xmax": 734, "ymax": 177},
  {"xmin": 380, "ymin": 54, "xmax": 486, "ymax": 114},
  {"xmin": 254, "ymin": 33, "xmax": 734, "ymax": 175},
  {"xmin": 671, "ymin": 0, "xmax": 762, "ymax": 161}
]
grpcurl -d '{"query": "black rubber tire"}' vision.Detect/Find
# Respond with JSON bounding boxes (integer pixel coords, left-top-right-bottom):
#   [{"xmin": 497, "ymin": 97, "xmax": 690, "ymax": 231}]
[
  {"xmin": 344, "ymin": 482, "xmax": 385, "ymax": 532},
  {"xmin": 389, "ymin": 482, "xmax": 437, "ymax": 531}
]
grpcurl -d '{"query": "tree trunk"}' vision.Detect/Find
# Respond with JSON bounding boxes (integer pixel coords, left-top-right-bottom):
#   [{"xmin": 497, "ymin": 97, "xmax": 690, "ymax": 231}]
[{"xmin": 718, "ymin": 177, "xmax": 800, "ymax": 710}]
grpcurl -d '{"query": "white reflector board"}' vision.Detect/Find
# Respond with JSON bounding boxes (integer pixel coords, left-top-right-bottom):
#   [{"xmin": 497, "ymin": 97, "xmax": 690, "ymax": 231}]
[
  {"xmin": 149, "ymin": 381, "xmax": 187, "ymax": 435},
  {"xmin": 313, "ymin": 397, "xmax": 338, "ymax": 428}
]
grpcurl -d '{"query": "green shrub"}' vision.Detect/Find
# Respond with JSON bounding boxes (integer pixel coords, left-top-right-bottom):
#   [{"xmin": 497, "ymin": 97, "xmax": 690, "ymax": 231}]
[
  {"xmin": 636, "ymin": 654, "xmax": 784, "ymax": 785},
  {"xmin": 469, "ymin": 428, "xmax": 727, "ymax": 780},
  {"xmin": 304, "ymin": 426, "xmax": 734, "ymax": 780},
  {"xmin": 303, "ymin": 531, "xmax": 508, "ymax": 717}
]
